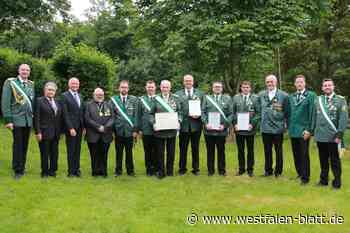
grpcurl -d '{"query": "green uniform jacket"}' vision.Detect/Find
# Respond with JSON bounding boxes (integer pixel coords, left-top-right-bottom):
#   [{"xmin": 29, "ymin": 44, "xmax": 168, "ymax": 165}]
[
  {"xmin": 1, "ymin": 77, "xmax": 34, "ymax": 127},
  {"xmin": 258, "ymin": 89, "xmax": 288, "ymax": 134},
  {"xmin": 111, "ymin": 95, "xmax": 139, "ymax": 137},
  {"xmin": 151, "ymin": 93, "xmax": 182, "ymax": 138},
  {"xmin": 201, "ymin": 94, "xmax": 233, "ymax": 136},
  {"xmin": 313, "ymin": 94, "xmax": 348, "ymax": 142},
  {"xmin": 287, "ymin": 90, "xmax": 316, "ymax": 138},
  {"xmin": 232, "ymin": 93, "xmax": 260, "ymax": 136},
  {"xmin": 175, "ymin": 88, "xmax": 204, "ymax": 133},
  {"xmin": 137, "ymin": 95, "xmax": 155, "ymax": 136}
]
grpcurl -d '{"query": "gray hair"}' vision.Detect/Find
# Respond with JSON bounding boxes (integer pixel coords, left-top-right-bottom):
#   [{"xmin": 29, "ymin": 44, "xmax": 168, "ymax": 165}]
[
  {"xmin": 160, "ymin": 80, "xmax": 171, "ymax": 87},
  {"xmin": 44, "ymin": 81, "xmax": 58, "ymax": 91}
]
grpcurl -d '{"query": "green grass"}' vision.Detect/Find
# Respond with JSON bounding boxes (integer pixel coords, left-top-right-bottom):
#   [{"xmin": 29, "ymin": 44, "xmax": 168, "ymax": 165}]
[{"xmin": 0, "ymin": 128, "xmax": 349, "ymax": 233}]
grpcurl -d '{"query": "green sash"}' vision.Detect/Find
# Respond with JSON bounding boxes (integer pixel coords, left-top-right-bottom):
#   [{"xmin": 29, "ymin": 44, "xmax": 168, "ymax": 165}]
[
  {"xmin": 155, "ymin": 96, "xmax": 174, "ymax": 113},
  {"xmin": 140, "ymin": 96, "xmax": 151, "ymax": 112},
  {"xmin": 10, "ymin": 79, "xmax": 33, "ymax": 112},
  {"xmin": 206, "ymin": 95, "xmax": 228, "ymax": 121},
  {"xmin": 318, "ymin": 96, "xmax": 337, "ymax": 132},
  {"xmin": 111, "ymin": 96, "xmax": 134, "ymax": 127}
]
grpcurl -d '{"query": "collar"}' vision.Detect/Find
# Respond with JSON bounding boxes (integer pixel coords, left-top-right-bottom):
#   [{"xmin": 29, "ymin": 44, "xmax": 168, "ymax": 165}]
[
  {"xmin": 162, "ymin": 93, "xmax": 170, "ymax": 99},
  {"xmin": 241, "ymin": 93, "xmax": 250, "ymax": 98},
  {"xmin": 325, "ymin": 92, "xmax": 335, "ymax": 99},
  {"xmin": 120, "ymin": 94, "xmax": 128, "ymax": 99},
  {"xmin": 185, "ymin": 88, "xmax": 194, "ymax": 95},
  {"xmin": 46, "ymin": 97, "xmax": 54, "ymax": 101},
  {"xmin": 148, "ymin": 95, "xmax": 155, "ymax": 98},
  {"xmin": 18, "ymin": 76, "xmax": 28, "ymax": 84},
  {"xmin": 69, "ymin": 89, "xmax": 78, "ymax": 95},
  {"xmin": 297, "ymin": 89, "xmax": 306, "ymax": 95},
  {"xmin": 268, "ymin": 88, "xmax": 277, "ymax": 94}
]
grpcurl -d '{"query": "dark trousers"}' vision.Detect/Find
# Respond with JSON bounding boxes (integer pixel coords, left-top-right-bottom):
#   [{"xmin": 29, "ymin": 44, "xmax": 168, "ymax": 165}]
[
  {"xmin": 291, "ymin": 138, "xmax": 310, "ymax": 182},
  {"xmin": 155, "ymin": 137, "xmax": 176, "ymax": 176},
  {"xmin": 87, "ymin": 139, "xmax": 110, "ymax": 176},
  {"xmin": 262, "ymin": 133, "xmax": 284, "ymax": 175},
  {"xmin": 204, "ymin": 135, "xmax": 226, "ymax": 174},
  {"xmin": 115, "ymin": 136, "xmax": 134, "ymax": 174},
  {"xmin": 235, "ymin": 134, "xmax": 255, "ymax": 173},
  {"xmin": 38, "ymin": 138, "xmax": 59, "ymax": 175},
  {"xmin": 317, "ymin": 142, "xmax": 342, "ymax": 187},
  {"xmin": 179, "ymin": 130, "xmax": 201, "ymax": 173},
  {"xmin": 142, "ymin": 135, "xmax": 157, "ymax": 174},
  {"xmin": 66, "ymin": 128, "xmax": 82, "ymax": 175},
  {"xmin": 12, "ymin": 127, "xmax": 31, "ymax": 174}
]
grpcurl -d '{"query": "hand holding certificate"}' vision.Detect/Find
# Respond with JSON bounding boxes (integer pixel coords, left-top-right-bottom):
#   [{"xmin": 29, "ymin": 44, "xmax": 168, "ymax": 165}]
[
  {"xmin": 207, "ymin": 112, "xmax": 221, "ymax": 130},
  {"xmin": 154, "ymin": 112, "xmax": 179, "ymax": 131},
  {"xmin": 188, "ymin": 100, "xmax": 201, "ymax": 117},
  {"xmin": 237, "ymin": 112, "xmax": 250, "ymax": 131}
]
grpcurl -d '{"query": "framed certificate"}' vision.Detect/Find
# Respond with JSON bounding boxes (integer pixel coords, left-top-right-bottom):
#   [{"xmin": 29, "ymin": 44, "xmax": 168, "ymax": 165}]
[
  {"xmin": 154, "ymin": 112, "xmax": 179, "ymax": 130},
  {"xmin": 237, "ymin": 112, "xmax": 250, "ymax": 131},
  {"xmin": 188, "ymin": 100, "xmax": 201, "ymax": 116},
  {"xmin": 208, "ymin": 112, "xmax": 221, "ymax": 129}
]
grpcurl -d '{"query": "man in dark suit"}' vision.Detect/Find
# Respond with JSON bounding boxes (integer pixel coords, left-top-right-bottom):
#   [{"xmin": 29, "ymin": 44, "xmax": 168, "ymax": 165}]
[
  {"xmin": 85, "ymin": 88, "xmax": 114, "ymax": 177},
  {"xmin": 61, "ymin": 77, "xmax": 84, "ymax": 177},
  {"xmin": 34, "ymin": 81, "xmax": 63, "ymax": 178}
]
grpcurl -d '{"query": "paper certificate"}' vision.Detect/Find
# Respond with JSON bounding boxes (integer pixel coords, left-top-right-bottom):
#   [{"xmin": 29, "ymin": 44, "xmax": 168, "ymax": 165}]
[
  {"xmin": 188, "ymin": 100, "xmax": 201, "ymax": 116},
  {"xmin": 237, "ymin": 112, "xmax": 250, "ymax": 131},
  {"xmin": 208, "ymin": 112, "xmax": 221, "ymax": 129},
  {"xmin": 155, "ymin": 112, "xmax": 179, "ymax": 130}
]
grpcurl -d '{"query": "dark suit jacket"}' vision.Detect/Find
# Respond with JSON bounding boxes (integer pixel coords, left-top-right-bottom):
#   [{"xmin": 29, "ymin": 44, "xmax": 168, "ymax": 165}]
[
  {"xmin": 34, "ymin": 96, "xmax": 63, "ymax": 140},
  {"xmin": 84, "ymin": 100, "xmax": 114, "ymax": 143},
  {"xmin": 61, "ymin": 91, "xmax": 84, "ymax": 131}
]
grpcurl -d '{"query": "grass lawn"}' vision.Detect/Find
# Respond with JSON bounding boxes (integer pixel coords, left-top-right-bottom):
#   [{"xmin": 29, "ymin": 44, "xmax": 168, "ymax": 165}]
[{"xmin": 0, "ymin": 127, "xmax": 349, "ymax": 233}]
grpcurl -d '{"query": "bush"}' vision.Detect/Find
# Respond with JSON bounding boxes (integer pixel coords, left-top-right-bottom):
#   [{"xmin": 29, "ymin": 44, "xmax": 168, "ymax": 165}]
[
  {"xmin": 0, "ymin": 48, "xmax": 55, "ymax": 114},
  {"xmin": 51, "ymin": 42, "xmax": 117, "ymax": 100}
]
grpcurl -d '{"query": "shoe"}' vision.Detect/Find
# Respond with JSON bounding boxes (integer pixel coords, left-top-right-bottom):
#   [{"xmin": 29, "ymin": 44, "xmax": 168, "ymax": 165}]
[
  {"xmin": 332, "ymin": 180, "xmax": 341, "ymax": 189},
  {"xmin": 208, "ymin": 172, "xmax": 214, "ymax": 176},
  {"xmin": 191, "ymin": 170, "xmax": 199, "ymax": 176},
  {"xmin": 274, "ymin": 173, "xmax": 281, "ymax": 178},
  {"xmin": 316, "ymin": 181, "xmax": 328, "ymax": 187},
  {"xmin": 248, "ymin": 172, "xmax": 254, "ymax": 177},
  {"xmin": 235, "ymin": 171, "xmax": 244, "ymax": 176},
  {"xmin": 156, "ymin": 172, "xmax": 165, "ymax": 179},
  {"xmin": 41, "ymin": 173, "xmax": 49, "ymax": 178},
  {"xmin": 166, "ymin": 172, "xmax": 174, "ymax": 177},
  {"xmin": 300, "ymin": 180, "xmax": 309, "ymax": 185},
  {"xmin": 67, "ymin": 173, "xmax": 75, "ymax": 177},
  {"xmin": 128, "ymin": 172, "xmax": 136, "ymax": 177},
  {"xmin": 219, "ymin": 172, "xmax": 227, "ymax": 177},
  {"xmin": 261, "ymin": 172, "xmax": 273, "ymax": 177},
  {"xmin": 178, "ymin": 170, "xmax": 186, "ymax": 176},
  {"xmin": 48, "ymin": 172, "xmax": 56, "ymax": 177},
  {"xmin": 114, "ymin": 172, "xmax": 122, "ymax": 177}
]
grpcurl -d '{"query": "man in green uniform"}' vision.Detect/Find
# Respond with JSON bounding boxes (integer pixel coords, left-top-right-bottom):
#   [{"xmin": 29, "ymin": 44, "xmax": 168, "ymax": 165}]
[
  {"xmin": 152, "ymin": 80, "xmax": 182, "ymax": 179},
  {"xmin": 259, "ymin": 74, "xmax": 288, "ymax": 177},
  {"xmin": 232, "ymin": 80, "xmax": 260, "ymax": 177},
  {"xmin": 287, "ymin": 75, "xmax": 316, "ymax": 185},
  {"xmin": 137, "ymin": 80, "xmax": 157, "ymax": 176},
  {"xmin": 201, "ymin": 81, "xmax": 233, "ymax": 176},
  {"xmin": 1, "ymin": 64, "xmax": 34, "ymax": 179},
  {"xmin": 313, "ymin": 79, "xmax": 348, "ymax": 189},
  {"xmin": 175, "ymin": 74, "xmax": 204, "ymax": 176},
  {"xmin": 111, "ymin": 80, "xmax": 139, "ymax": 177}
]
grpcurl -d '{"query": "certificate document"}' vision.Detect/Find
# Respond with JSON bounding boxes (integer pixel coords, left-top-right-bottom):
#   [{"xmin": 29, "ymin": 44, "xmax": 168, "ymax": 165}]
[
  {"xmin": 188, "ymin": 100, "xmax": 201, "ymax": 116},
  {"xmin": 237, "ymin": 112, "xmax": 250, "ymax": 131},
  {"xmin": 155, "ymin": 112, "xmax": 179, "ymax": 130},
  {"xmin": 208, "ymin": 112, "xmax": 221, "ymax": 129}
]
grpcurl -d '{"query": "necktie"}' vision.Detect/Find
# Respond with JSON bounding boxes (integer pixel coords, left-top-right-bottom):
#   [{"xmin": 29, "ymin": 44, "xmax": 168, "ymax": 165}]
[
  {"xmin": 73, "ymin": 93, "xmax": 80, "ymax": 107},
  {"xmin": 215, "ymin": 95, "xmax": 219, "ymax": 102},
  {"xmin": 122, "ymin": 97, "xmax": 126, "ymax": 105},
  {"xmin": 297, "ymin": 93, "xmax": 301, "ymax": 102},
  {"xmin": 243, "ymin": 95, "xmax": 247, "ymax": 105},
  {"xmin": 50, "ymin": 98, "xmax": 57, "ymax": 115}
]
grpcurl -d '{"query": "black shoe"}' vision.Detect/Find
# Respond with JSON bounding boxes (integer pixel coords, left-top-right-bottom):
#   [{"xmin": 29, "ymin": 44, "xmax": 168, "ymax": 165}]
[
  {"xmin": 166, "ymin": 172, "xmax": 174, "ymax": 177},
  {"xmin": 332, "ymin": 180, "xmax": 341, "ymax": 189},
  {"xmin": 156, "ymin": 172, "xmax": 165, "ymax": 179},
  {"xmin": 261, "ymin": 172, "xmax": 273, "ymax": 177},
  {"xmin": 274, "ymin": 173, "xmax": 281, "ymax": 178},
  {"xmin": 178, "ymin": 170, "xmax": 186, "ymax": 176},
  {"xmin": 14, "ymin": 173, "xmax": 23, "ymax": 180},
  {"xmin": 316, "ymin": 181, "xmax": 328, "ymax": 187},
  {"xmin": 41, "ymin": 173, "xmax": 49, "ymax": 178},
  {"xmin": 67, "ymin": 173, "xmax": 75, "ymax": 177},
  {"xmin": 300, "ymin": 180, "xmax": 309, "ymax": 185},
  {"xmin": 49, "ymin": 172, "xmax": 56, "ymax": 177},
  {"xmin": 219, "ymin": 172, "xmax": 227, "ymax": 177},
  {"xmin": 208, "ymin": 172, "xmax": 214, "ymax": 176},
  {"xmin": 128, "ymin": 172, "xmax": 136, "ymax": 177},
  {"xmin": 248, "ymin": 172, "xmax": 254, "ymax": 177},
  {"xmin": 191, "ymin": 170, "xmax": 199, "ymax": 176}
]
